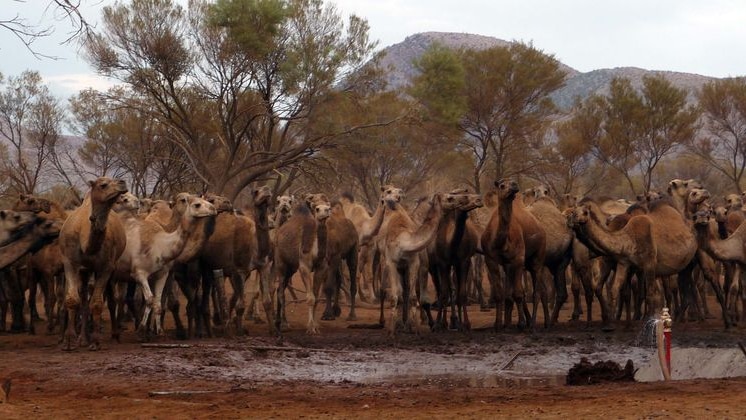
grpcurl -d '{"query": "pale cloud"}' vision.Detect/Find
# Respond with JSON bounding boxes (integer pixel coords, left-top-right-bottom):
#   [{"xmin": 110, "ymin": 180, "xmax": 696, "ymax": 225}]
[{"xmin": 43, "ymin": 73, "xmax": 117, "ymax": 97}]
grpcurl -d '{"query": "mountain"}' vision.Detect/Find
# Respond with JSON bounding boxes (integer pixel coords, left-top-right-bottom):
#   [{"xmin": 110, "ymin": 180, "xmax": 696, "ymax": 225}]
[{"xmin": 377, "ymin": 32, "xmax": 715, "ymax": 110}]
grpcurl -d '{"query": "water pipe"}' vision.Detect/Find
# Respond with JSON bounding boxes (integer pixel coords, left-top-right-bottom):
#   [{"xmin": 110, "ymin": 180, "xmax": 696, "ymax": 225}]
[{"xmin": 656, "ymin": 307, "xmax": 672, "ymax": 380}]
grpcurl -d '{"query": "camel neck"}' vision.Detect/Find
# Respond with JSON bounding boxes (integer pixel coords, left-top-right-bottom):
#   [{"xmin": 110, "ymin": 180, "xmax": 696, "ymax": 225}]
[
  {"xmin": 176, "ymin": 216, "xmax": 215, "ymax": 263},
  {"xmin": 86, "ymin": 201, "xmax": 112, "ymax": 255},
  {"xmin": 316, "ymin": 221, "xmax": 328, "ymax": 262},
  {"xmin": 578, "ymin": 211, "xmax": 629, "ymax": 258},
  {"xmin": 254, "ymin": 202, "xmax": 271, "ymax": 260},
  {"xmin": 495, "ymin": 196, "xmax": 515, "ymax": 246},
  {"xmin": 0, "ymin": 229, "xmax": 42, "ymax": 269},
  {"xmin": 449, "ymin": 210, "xmax": 469, "ymax": 255}
]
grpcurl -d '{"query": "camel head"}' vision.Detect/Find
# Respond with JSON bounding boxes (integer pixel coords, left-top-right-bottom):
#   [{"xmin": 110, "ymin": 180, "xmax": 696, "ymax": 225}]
[
  {"xmin": 494, "ymin": 179, "xmax": 519, "ymax": 201},
  {"xmin": 276, "ymin": 195, "xmax": 294, "ymax": 215},
  {"xmin": 533, "ymin": 185, "xmax": 550, "ymax": 198},
  {"xmin": 15, "ymin": 194, "xmax": 52, "ymax": 214},
  {"xmin": 0, "ymin": 210, "xmax": 38, "ymax": 238},
  {"xmin": 203, "ymin": 193, "xmax": 233, "ymax": 213},
  {"xmin": 483, "ymin": 190, "xmax": 498, "ymax": 208},
  {"xmin": 252, "ymin": 185, "xmax": 272, "ymax": 207},
  {"xmin": 725, "ymin": 193, "xmax": 743, "ymax": 210},
  {"xmin": 139, "ymin": 198, "xmax": 154, "ymax": 215},
  {"xmin": 567, "ymin": 204, "xmax": 591, "ymax": 228},
  {"xmin": 713, "ymin": 206, "xmax": 728, "ymax": 223},
  {"xmin": 311, "ymin": 201, "xmax": 331, "ymax": 221},
  {"xmin": 381, "ymin": 185, "xmax": 404, "ymax": 210},
  {"xmin": 692, "ymin": 209, "xmax": 712, "ymax": 227},
  {"xmin": 442, "ymin": 192, "xmax": 483, "ymax": 212},
  {"xmin": 88, "ymin": 177, "xmax": 127, "ymax": 205},
  {"xmin": 687, "ymin": 188, "xmax": 711, "ymax": 206},
  {"xmin": 667, "ymin": 178, "xmax": 702, "ymax": 198},
  {"xmin": 35, "ymin": 216, "xmax": 62, "ymax": 240},
  {"xmin": 185, "ymin": 196, "xmax": 217, "ymax": 219},
  {"xmin": 113, "ymin": 192, "xmax": 140, "ymax": 214}
]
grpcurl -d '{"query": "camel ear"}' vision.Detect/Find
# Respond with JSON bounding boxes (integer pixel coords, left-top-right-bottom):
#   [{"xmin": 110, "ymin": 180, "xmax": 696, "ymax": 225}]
[
  {"xmin": 168, "ymin": 201, "xmax": 174, "ymax": 209},
  {"xmin": 88, "ymin": 180, "xmax": 96, "ymax": 188},
  {"xmin": 19, "ymin": 193, "xmax": 26, "ymax": 200},
  {"xmin": 0, "ymin": 210, "xmax": 6, "ymax": 220}
]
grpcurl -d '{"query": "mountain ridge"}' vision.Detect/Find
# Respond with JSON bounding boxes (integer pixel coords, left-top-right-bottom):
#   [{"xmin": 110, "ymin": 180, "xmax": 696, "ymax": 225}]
[{"xmin": 377, "ymin": 32, "xmax": 716, "ymax": 109}]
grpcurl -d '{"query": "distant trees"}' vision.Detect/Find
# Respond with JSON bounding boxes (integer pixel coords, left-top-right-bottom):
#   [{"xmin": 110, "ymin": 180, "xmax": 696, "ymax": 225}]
[
  {"xmin": 84, "ymin": 0, "xmax": 388, "ymax": 200},
  {"xmin": 565, "ymin": 75, "xmax": 699, "ymax": 196},
  {"xmin": 410, "ymin": 42, "xmax": 566, "ymax": 193},
  {"xmin": 688, "ymin": 77, "xmax": 746, "ymax": 191},
  {"xmin": 0, "ymin": 70, "xmax": 66, "ymax": 195}
]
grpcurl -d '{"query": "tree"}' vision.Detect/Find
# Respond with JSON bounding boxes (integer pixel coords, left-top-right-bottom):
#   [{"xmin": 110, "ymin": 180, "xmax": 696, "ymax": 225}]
[
  {"xmin": 583, "ymin": 75, "xmax": 699, "ymax": 195},
  {"xmin": 1, "ymin": 1, "xmax": 92, "ymax": 58},
  {"xmin": 0, "ymin": 70, "xmax": 65, "ymax": 195},
  {"xmin": 84, "ymin": 0, "xmax": 386, "ymax": 200},
  {"xmin": 411, "ymin": 42, "xmax": 566, "ymax": 193},
  {"xmin": 689, "ymin": 77, "xmax": 746, "ymax": 191},
  {"xmin": 69, "ymin": 87, "xmax": 200, "ymax": 197}
]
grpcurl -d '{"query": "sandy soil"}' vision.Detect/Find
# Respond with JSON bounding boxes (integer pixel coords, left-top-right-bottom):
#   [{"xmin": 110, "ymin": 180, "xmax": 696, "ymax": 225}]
[{"xmin": 1, "ymin": 295, "xmax": 746, "ymax": 419}]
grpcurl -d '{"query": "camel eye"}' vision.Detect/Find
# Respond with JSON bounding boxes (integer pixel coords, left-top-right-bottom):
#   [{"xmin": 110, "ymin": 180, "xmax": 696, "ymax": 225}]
[{"xmin": 195, "ymin": 203, "xmax": 201, "ymax": 208}]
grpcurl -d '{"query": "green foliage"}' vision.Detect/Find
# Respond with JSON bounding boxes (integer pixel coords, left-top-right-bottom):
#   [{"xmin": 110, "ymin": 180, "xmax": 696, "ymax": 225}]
[
  {"xmin": 410, "ymin": 43, "xmax": 466, "ymax": 125},
  {"xmin": 207, "ymin": 0, "xmax": 288, "ymax": 57}
]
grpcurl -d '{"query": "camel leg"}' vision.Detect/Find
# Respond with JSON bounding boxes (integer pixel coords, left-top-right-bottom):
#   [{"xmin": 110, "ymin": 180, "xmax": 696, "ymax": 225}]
[
  {"xmin": 299, "ymin": 259, "xmax": 319, "ymax": 335},
  {"xmin": 322, "ymin": 257, "xmax": 341, "ymax": 321},
  {"xmin": 148, "ymin": 268, "xmax": 173, "ymax": 336},
  {"xmin": 346, "ymin": 250, "xmax": 359, "ymax": 321},
  {"xmin": 163, "ymin": 274, "xmax": 186, "ymax": 339},
  {"xmin": 429, "ymin": 265, "xmax": 447, "ymax": 331},
  {"xmin": 550, "ymin": 261, "xmax": 570, "ymax": 327},
  {"xmin": 27, "ymin": 265, "xmax": 41, "ymax": 322},
  {"xmin": 256, "ymin": 263, "xmax": 274, "ymax": 334},
  {"xmin": 455, "ymin": 259, "xmax": 471, "ymax": 331},
  {"xmin": 570, "ymin": 267, "xmax": 583, "ymax": 321},
  {"xmin": 87, "ymin": 268, "xmax": 115, "ymax": 351},
  {"xmin": 0, "ymin": 276, "xmax": 7, "ymax": 332},
  {"xmin": 485, "ymin": 262, "xmax": 504, "ymax": 330},
  {"xmin": 133, "ymin": 270, "xmax": 155, "ymax": 339},
  {"xmin": 695, "ymin": 252, "xmax": 731, "ymax": 328},
  {"xmin": 609, "ymin": 263, "xmax": 630, "ymax": 323},
  {"xmin": 104, "ymin": 281, "xmax": 120, "ymax": 342},
  {"xmin": 274, "ymin": 267, "xmax": 289, "ymax": 336},
  {"xmin": 61, "ymin": 262, "xmax": 81, "ymax": 351},
  {"xmin": 507, "ymin": 265, "xmax": 527, "ymax": 330}
]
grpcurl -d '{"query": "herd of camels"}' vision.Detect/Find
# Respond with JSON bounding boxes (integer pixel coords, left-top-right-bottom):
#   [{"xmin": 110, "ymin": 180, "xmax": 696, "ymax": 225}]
[{"xmin": 0, "ymin": 175, "xmax": 744, "ymax": 350}]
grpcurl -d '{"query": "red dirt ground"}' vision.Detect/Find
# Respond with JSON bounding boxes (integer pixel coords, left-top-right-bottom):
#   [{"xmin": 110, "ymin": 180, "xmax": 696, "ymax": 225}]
[{"xmin": 1, "ymin": 295, "xmax": 746, "ymax": 419}]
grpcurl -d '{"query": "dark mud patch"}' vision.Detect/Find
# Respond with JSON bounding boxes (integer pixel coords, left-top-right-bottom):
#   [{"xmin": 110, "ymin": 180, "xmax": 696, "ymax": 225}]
[{"xmin": 566, "ymin": 357, "xmax": 635, "ymax": 385}]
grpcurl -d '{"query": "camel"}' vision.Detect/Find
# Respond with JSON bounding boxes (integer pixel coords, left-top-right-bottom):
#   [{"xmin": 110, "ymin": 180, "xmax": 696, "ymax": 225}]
[
  {"xmin": 693, "ymin": 209, "xmax": 746, "ymax": 322},
  {"xmin": 375, "ymin": 185, "xmax": 448, "ymax": 335},
  {"xmin": 0, "ymin": 212, "xmax": 61, "ymax": 332},
  {"xmin": 668, "ymin": 180, "xmax": 731, "ymax": 326},
  {"xmin": 152, "ymin": 193, "xmax": 217, "ymax": 339},
  {"xmin": 273, "ymin": 195, "xmax": 331, "ymax": 334},
  {"xmin": 12, "ymin": 195, "xmax": 69, "ymax": 334},
  {"xmin": 201, "ymin": 190, "xmax": 272, "ymax": 336},
  {"xmin": 59, "ymin": 177, "xmax": 128, "ymax": 350},
  {"xmin": 272, "ymin": 194, "xmax": 294, "ymax": 228},
  {"xmin": 527, "ymin": 196, "xmax": 574, "ymax": 327},
  {"xmin": 113, "ymin": 193, "xmax": 216, "ymax": 339},
  {"xmin": 481, "ymin": 179, "xmax": 547, "ymax": 330},
  {"xmin": 427, "ymin": 191, "xmax": 483, "ymax": 331},
  {"xmin": 569, "ymin": 197, "xmax": 703, "ymax": 321},
  {"xmin": 339, "ymin": 192, "xmax": 387, "ymax": 304}
]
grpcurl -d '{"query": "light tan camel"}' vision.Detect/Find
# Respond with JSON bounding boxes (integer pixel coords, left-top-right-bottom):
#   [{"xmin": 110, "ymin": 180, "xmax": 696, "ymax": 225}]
[
  {"xmin": 339, "ymin": 192, "xmax": 386, "ymax": 304},
  {"xmin": 481, "ymin": 179, "xmax": 547, "ymax": 330},
  {"xmin": 376, "ymin": 186, "xmax": 447, "ymax": 335},
  {"xmin": 59, "ymin": 177, "xmax": 128, "ymax": 350},
  {"xmin": 272, "ymin": 194, "xmax": 294, "ymax": 228},
  {"xmin": 115, "ymin": 193, "xmax": 215, "ymax": 338}
]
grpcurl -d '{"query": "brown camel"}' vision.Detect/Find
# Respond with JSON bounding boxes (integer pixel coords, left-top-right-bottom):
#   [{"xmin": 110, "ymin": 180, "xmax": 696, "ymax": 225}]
[
  {"xmin": 527, "ymin": 196, "xmax": 574, "ymax": 327},
  {"xmin": 569, "ymin": 198, "xmax": 702, "ymax": 321},
  {"xmin": 59, "ymin": 177, "xmax": 128, "ymax": 350},
  {"xmin": 273, "ymin": 195, "xmax": 331, "ymax": 334},
  {"xmin": 481, "ymin": 179, "xmax": 547, "ymax": 330},
  {"xmin": 693, "ymin": 209, "xmax": 746, "ymax": 322},
  {"xmin": 427, "ymin": 191, "xmax": 483, "ymax": 331},
  {"xmin": 12, "ymin": 195, "xmax": 69, "ymax": 334},
  {"xmin": 0, "ymin": 213, "xmax": 61, "ymax": 332},
  {"xmin": 201, "ymin": 191, "xmax": 272, "ymax": 336},
  {"xmin": 668, "ymin": 179, "xmax": 731, "ymax": 326}
]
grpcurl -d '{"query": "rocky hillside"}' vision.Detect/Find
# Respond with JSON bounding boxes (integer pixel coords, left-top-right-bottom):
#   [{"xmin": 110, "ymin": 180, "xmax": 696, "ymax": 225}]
[{"xmin": 377, "ymin": 32, "xmax": 715, "ymax": 110}]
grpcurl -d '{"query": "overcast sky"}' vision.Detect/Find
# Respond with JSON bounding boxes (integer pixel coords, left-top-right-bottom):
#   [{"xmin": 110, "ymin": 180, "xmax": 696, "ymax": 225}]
[{"xmin": 1, "ymin": 0, "xmax": 745, "ymax": 99}]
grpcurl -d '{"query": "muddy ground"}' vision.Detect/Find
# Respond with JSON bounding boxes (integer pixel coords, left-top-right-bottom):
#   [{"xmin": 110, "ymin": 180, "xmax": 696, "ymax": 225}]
[{"xmin": 1, "ymin": 294, "xmax": 746, "ymax": 419}]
